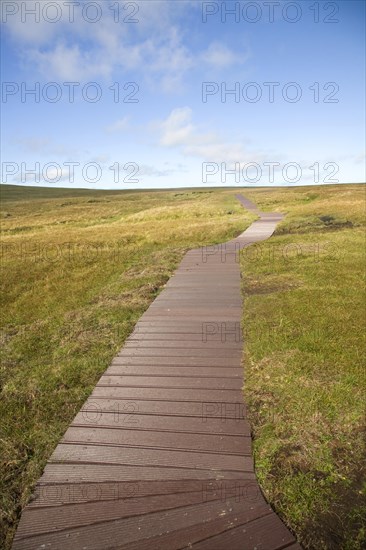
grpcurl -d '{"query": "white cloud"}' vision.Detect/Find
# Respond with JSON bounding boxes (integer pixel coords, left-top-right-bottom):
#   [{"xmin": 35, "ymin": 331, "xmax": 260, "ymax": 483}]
[
  {"xmin": 16, "ymin": 136, "xmax": 80, "ymax": 156},
  {"xmin": 143, "ymin": 27, "xmax": 194, "ymax": 92},
  {"xmin": 28, "ymin": 42, "xmax": 114, "ymax": 81},
  {"xmin": 138, "ymin": 164, "xmax": 187, "ymax": 177},
  {"xmin": 353, "ymin": 151, "xmax": 366, "ymax": 165},
  {"xmin": 16, "ymin": 136, "xmax": 50, "ymax": 153},
  {"xmin": 105, "ymin": 117, "xmax": 130, "ymax": 133},
  {"xmin": 1, "ymin": 0, "xmax": 67, "ymax": 44},
  {"xmin": 201, "ymin": 42, "xmax": 246, "ymax": 68},
  {"xmin": 90, "ymin": 154, "xmax": 110, "ymax": 164},
  {"xmin": 159, "ymin": 107, "xmax": 195, "ymax": 147},
  {"xmin": 157, "ymin": 107, "xmax": 264, "ymax": 165},
  {"xmin": 11, "ymin": 165, "xmax": 72, "ymax": 184},
  {"xmin": 2, "ymin": 2, "xmax": 248, "ymax": 90}
]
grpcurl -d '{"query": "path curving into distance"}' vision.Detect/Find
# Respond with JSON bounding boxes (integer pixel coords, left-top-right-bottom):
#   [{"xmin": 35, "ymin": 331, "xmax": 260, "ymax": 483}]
[{"xmin": 12, "ymin": 195, "xmax": 300, "ymax": 550}]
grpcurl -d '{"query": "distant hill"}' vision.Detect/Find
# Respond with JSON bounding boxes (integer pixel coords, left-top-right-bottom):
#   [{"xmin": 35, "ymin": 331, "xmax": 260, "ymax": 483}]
[{"xmin": 0, "ymin": 184, "xmax": 133, "ymax": 202}]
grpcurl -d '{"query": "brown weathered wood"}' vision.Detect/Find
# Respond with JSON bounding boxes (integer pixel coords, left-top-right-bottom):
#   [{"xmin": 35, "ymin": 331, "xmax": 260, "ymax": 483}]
[
  {"xmin": 12, "ymin": 498, "xmax": 270, "ymax": 549},
  {"xmin": 61, "ymin": 427, "xmax": 251, "ymax": 454},
  {"xmin": 187, "ymin": 512, "xmax": 296, "ymax": 550},
  {"xmin": 12, "ymin": 196, "xmax": 298, "ymax": 549},
  {"xmin": 29, "ymin": 479, "xmax": 253, "ymax": 507},
  {"xmin": 105, "ymin": 365, "xmax": 243, "ymax": 377},
  {"xmin": 77, "ymin": 398, "xmax": 248, "ymax": 420},
  {"xmin": 14, "ymin": 490, "xmax": 239, "ymax": 538},
  {"xmin": 98, "ymin": 375, "xmax": 242, "ymax": 390},
  {"xmin": 91, "ymin": 386, "xmax": 245, "ymax": 403},
  {"xmin": 111, "ymin": 356, "xmax": 241, "ymax": 366},
  {"xmin": 49, "ymin": 443, "xmax": 254, "ymax": 471},
  {"xmin": 39, "ymin": 463, "xmax": 257, "ymax": 484}
]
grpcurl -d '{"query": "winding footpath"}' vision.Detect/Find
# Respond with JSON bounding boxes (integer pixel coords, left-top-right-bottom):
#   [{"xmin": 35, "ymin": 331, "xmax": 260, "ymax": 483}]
[{"xmin": 12, "ymin": 195, "xmax": 300, "ymax": 550}]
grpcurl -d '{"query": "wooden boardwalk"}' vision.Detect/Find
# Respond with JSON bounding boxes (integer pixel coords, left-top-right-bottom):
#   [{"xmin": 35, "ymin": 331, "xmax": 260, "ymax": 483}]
[{"xmin": 12, "ymin": 195, "xmax": 300, "ymax": 550}]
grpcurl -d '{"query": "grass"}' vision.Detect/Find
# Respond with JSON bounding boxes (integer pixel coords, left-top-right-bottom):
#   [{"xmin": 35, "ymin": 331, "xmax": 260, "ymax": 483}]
[
  {"xmin": 0, "ymin": 183, "xmax": 365, "ymax": 549},
  {"xmin": 0, "ymin": 184, "xmax": 254, "ymax": 549},
  {"xmin": 241, "ymin": 184, "xmax": 366, "ymax": 549}
]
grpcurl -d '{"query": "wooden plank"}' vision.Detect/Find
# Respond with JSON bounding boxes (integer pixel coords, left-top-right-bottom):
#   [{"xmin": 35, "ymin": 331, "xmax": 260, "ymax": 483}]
[
  {"xmin": 116, "ymin": 348, "xmax": 243, "ymax": 357},
  {"xmin": 39, "ymin": 463, "xmax": 257, "ymax": 484},
  {"xmin": 77, "ymin": 399, "xmax": 248, "ymax": 421},
  {"xmin": 127, "ymin": 332, "xmax": 243, "ymax": 341},
  {"xmin": 105, "ymin": 365, "xmax": 243, "ymax": 377},
  {"xmin": 12, "ymin": 497, "xmax": 268, "ymax": 550},
  {"xmin": 123, "ymin": 340, "xmax": 243, "ymax": 349},
  {"xmin": 152, "ymin": 295, "xmax": 240, "ymax": 299},
  {"xmin": 98, "ymin": 375, "xmax": 242, "ymax": 390},
  {"xmin": 136, "ymin": 321, "xmax": 241, "ymax": 327},
  {"xmin": 49, "ymin": 444, "xmax": 253, "ymax": 472},
  {"xmin": 62, "ymin": 427, "xmax": 251, "ymax": 455},
  {"xmin": 14, "ymin": 489, "xmax": 232, "ymax": 538},
  {"xmin": 141, "ymin": 309, "xmax": 243, "ymax": 316},
  {"xmin": 131, "ymin": 320, "xmax": 243, "ymax": 326},
  {"xmin": 111, "ymin": 356, "xmax": 241, "ymax": 366},
  {"xmin": 72, "ymin": 411, "xmax": 250, "ymax": 436},
  {"xmin": 90, "ymin": 386, "xmax": 244, "ymax": 402},
  {"xmin": 190, "ymin": 512, "xmax": 296, "ymax": 549},
  {"xmin": 29, "ymin": 478, "xmax": 261, "ymax": 508},
  {"xmin": 116, "ymin": 509, "xmax": 273, "ymax": 550}
]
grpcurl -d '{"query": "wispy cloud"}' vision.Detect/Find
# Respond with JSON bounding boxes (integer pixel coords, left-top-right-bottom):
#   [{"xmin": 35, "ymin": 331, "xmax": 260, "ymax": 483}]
[
  {"xmin": 3, "ymin": 1, "xmax": 248, "ymax": 90},
  {"xmin": 16, "ymin": 135, "xmax": 80, "ymax": 156},
  {"xmin": 156, "ymin": 107, "xmax": 265, "ymax": 165},
  {"xmin": 200, "ymin": 42, "xmax": 248, "ymax": 68},
  {"xmin": 138, "ymin": 163, "xmax": 188, "ymax": 177},
  {"xmin": 105, "ymin": 117, "xmax": 130, "ymax": 133}
]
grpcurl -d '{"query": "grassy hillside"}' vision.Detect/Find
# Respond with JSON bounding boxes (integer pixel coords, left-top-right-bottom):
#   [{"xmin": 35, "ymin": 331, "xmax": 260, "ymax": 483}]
[
  {"xmin": 0, "ymin": 185, "xmax": 255, "ymax": 549},
  {"xmin": 1, "ymin": 183, "xmax": 365, "ymax": 549},
  {"xmin": 241, "ymin": 184, "xmax": 366, "ymax": 549}
]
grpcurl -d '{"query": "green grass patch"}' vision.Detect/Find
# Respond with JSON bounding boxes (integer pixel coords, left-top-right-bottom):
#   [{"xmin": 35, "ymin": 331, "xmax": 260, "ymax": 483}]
[{"xmin": 241, "ymin": 184, "xmax": 366, "ymax": 549}]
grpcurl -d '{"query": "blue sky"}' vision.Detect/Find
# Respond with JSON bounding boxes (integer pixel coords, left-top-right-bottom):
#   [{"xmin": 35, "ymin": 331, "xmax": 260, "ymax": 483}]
[{"xmin": 1, "ymin": 0, "xmax": 365, "ymax": 189}]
